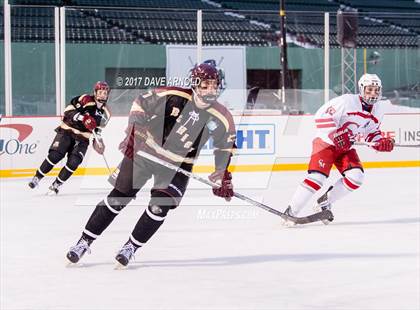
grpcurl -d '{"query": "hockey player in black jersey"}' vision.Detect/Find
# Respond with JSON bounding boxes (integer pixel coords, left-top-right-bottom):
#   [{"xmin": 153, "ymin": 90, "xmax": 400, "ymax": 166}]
[
  {"xmin": 66, "ymin": 63, "xmax": 237, "ymax": 267},
  {"xmin": 28, "ymin": 81, "xmax": 111, "ymax": 194}
]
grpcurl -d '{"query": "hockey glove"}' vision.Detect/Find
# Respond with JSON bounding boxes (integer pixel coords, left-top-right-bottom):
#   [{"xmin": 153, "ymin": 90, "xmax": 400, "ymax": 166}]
[
  {"xmin": 331, "ymin": 128, "xmax": 353, "ymax": 152},
  {"xmin": 82, "ymin": 114, "xmax": 97, "ymax": 132},
  {"xmin": 372, "ymin": 137, "xmax": 394, "ymax": 152},
  {"xmin": 93, "ymin": 138, "xmax": 105, "ymax": 154},
  {"xmin": 208, "ymin": 170, "xmax": 234, "ymax": 202}
]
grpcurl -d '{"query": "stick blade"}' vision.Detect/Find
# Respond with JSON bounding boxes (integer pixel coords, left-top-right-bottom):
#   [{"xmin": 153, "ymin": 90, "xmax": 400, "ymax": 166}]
[{"xmin": 289, "ymin": 209, "xmax": 334, "ymax": 225}]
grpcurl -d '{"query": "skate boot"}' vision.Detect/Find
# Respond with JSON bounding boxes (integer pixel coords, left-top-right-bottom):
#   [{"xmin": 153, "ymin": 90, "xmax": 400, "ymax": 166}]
[
  {"xmin": 115, "ymin": 241, "xmax": 138, "ymax": 267},
  {"xmin": 47, "ymin": 180, "xmax": 62, "ymax": 195},
  {"xmin": 28, "ymin": 176, "xmax": 40, "ymax": 189},
  {"xmin": 66, "ymin": 238, "xmax": 92, "ymax": 264},
  {"xmin": 315, "ymin": 186, "xmax": 334, "ymax": 225},
  {"xmin": 282, "ymin": 206, "xmax": 297, "ymax": 227}
]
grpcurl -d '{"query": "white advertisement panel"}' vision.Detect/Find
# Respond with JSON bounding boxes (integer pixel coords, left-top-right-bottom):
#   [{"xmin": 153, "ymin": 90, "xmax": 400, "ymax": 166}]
[{"xmin": 1, "ymin": 113, "xmax": 419, "ymax": 177}]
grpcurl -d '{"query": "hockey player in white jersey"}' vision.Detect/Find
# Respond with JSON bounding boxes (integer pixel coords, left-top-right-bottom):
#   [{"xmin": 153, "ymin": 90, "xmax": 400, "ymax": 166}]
[{"xmin": 284, "ymin": 73, "xmax": 395, "ymax": 224}]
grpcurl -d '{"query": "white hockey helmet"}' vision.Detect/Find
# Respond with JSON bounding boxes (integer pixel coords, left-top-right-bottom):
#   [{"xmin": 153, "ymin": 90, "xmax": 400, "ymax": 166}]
[{"xmin": 358, "ymin": 73, "xmax": 382, "ymax": 105}]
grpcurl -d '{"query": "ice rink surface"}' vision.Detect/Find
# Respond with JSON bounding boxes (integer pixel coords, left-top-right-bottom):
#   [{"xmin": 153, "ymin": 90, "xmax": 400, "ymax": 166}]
[{"xmin": 1, "ymin": 168, "xmax": 419, "ymax": 310}]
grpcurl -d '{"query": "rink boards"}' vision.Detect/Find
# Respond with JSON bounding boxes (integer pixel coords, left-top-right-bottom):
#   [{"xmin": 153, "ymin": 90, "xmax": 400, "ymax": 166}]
[{"xmin": 0, "ymin": 112, "xmax": 419, "ymax": 178}]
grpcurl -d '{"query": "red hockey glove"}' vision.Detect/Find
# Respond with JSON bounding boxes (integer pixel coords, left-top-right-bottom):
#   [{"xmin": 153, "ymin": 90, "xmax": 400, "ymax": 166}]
[
  {"xmin": 82, "ymin": 114, "xmax": 97, "ymax": 132},
  {"xmin": 331, "ymin": 128, "xmax": 353, "ymax": 152},
  {"xmin": 208, "ymin": 170, "xmax": 234, "ymax": 202},
  {"xmin": 93, "ymin": 138, "xmax": 105, "ymax": 155},
  {"xmin": 372, "ymin": 137, "xmax": 394, "ymax": 152}
]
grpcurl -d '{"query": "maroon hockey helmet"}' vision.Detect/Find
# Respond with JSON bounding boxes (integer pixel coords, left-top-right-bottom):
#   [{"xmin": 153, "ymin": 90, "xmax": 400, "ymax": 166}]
[
  {"xmin": 93, "ymin": 81, "xmax": 110, "ymax": 104},
  {"xmin": 190, "ymin": 63, "xmax": 221, "ymax": 104}
]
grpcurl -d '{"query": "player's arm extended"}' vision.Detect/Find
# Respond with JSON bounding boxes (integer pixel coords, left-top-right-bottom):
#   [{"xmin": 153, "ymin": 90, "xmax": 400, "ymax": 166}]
[
  {"xmin": 94, "ymin": 105, "xmax": 111, "ymax": 143},
  {"xmin": 208, "ymin": 113, "xmax": 237, "ymax": 202},
  {"xmin": 98, "ymin": 106, "xmax": 111, "ymax": 129},
  {"xmin": 211, "ymin": 115, "xmax": 237, "ymax": 171},
  {"xmin": 366, "ymin": 123, "xmax": 394, "ymax": 152},
  {"xmin": 365, "ymin": 126, "xmax": 382, "ymax": 143}
]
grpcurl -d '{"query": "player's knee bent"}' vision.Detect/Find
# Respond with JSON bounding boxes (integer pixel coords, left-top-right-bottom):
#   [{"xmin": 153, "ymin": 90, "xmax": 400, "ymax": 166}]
[
  {"xmin": 147, "ymin": 204, "xmax": 171, "ymax": 220},
  {"xmin": 103, "ymin": 188, "xmax": 136, "ymax": 212},
  {"xmin": 48, "ymin": 150, "xmax": 65, "ymax": 165},
  {"xmin": 343, "ymin": 168, "xmax": 364, "ymax": 190},
  {"xmin": 150, "ymin": 189, "xmax": 179, "ymax": 210},
  {"xmin": 303, "ymin": 172, "xmax": 327, "ymax": 192},
  {"xmin": 146, "ymin": 190, "xmax": 177, "ymax": 221}
]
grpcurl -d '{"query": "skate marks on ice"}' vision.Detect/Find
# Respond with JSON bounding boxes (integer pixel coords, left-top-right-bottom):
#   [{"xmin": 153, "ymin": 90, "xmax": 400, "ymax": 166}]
[
  {"xmin": 109, "ymin": 252, "xmax": 417, "ymax": 270},
  {"xmin": 328, "ymin": 217, "xmax": 420, "ymax": 227}
]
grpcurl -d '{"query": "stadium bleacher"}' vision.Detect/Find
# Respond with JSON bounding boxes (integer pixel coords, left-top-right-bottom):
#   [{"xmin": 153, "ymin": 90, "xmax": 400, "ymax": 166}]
[{"xmin": 5, "ymin": 0, "xmax": 420, "ymax": 47}]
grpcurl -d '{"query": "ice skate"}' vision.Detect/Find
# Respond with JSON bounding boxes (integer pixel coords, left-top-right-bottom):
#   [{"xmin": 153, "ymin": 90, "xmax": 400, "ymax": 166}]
[
  {"xmin": 28, "ymin": 176, "xmax": 40, "ymax": 189},
  {"xmin": 314, "ymin": 186, "xmax": 334, "ymax": 225},
  {"xmin": 47, "ymin": 180, "xmax": 62, "ymax": 195},
  {"xmin": 66, "ymin": 238, "xmax": 91, "ymax": 264},
  {"xmin": 115, "ymin": 241, "xmax": 137, "ymax": 268}
]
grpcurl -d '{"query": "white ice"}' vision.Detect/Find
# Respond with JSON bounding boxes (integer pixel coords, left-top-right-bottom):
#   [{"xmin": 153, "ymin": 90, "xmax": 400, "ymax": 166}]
[{"xmin": 1, "ymin": 168, "xmax": 419, "ymax": 310}]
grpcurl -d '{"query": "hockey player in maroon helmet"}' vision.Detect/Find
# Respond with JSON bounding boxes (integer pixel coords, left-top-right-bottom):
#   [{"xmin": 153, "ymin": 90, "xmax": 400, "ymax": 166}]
[
  {"xmin": 66, "ymin": 63, "xmax": 237, "ymax": 267},
  {"xmin": 28, "ymin": 81, "xmax": 111, "ymax": 194},
  {"xmin": 283, "ymin": 73, "xmax": 394, "ymax": 226},
  {"xmin": 190, "ymin": 62, "xmax": 222, "ymax": 107},
  {"xmin": 93, "ymin": 81, "xmax": 110, "ymax": 105}
]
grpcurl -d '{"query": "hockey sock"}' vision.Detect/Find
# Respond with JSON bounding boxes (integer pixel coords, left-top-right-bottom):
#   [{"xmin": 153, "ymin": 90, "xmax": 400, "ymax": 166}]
[
  {"xmin": 35, "ymin": 151, "xmax": 64, "ymax": 179},
  {"xmin": 83, "ymin": 189, "xmax": 135, "ymax": 240},
  {"xmin": 57, "ymin": 154, "xmax": 83, "ymax": 183},
  {"xmin": 289, "ymin": 172, "xmax": 326, "ymax": 215},
  {"xmin": 129, "ymin": 204, "xmax": 171, "ymax": 247},
  {"xmin": 35, "ymin": 157, "xmax": 56, "ymax": 179},
  {"xmin": 328, "ymin": 170, "xmax": 363, "ymax": 204},
  {"xmin": 56, "ymin": 167, "xmax": 72, "ymax": 183}
]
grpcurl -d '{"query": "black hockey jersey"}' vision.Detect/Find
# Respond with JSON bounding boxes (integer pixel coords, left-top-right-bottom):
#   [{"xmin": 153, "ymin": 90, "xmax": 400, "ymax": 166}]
[
  {"xmin": 57, "ymin": 94, "xmax": 111, "ymax": 140},
  {"xmin": 120, "ymin": 87, "xmax": 236, "ymax": 170}
]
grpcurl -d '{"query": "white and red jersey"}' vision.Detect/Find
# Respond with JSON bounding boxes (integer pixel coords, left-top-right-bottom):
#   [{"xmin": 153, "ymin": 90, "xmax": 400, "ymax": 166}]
[{"xmin": 314, "ymin": 94, "xmax": 387, "ymax": 146}]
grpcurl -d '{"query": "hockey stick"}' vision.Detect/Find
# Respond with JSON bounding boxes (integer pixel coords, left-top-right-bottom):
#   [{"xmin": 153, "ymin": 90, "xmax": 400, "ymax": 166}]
[
  {"xmin": 355, "ymin": 141, "xmax": 420, "ymax": 148},
  {"xmin": 137, "ymin": 150, "xmax": 333, "ymax": 224},
  {"xmin": 92, "ymin": 131, "xmax": 112, "ymax": 174}
]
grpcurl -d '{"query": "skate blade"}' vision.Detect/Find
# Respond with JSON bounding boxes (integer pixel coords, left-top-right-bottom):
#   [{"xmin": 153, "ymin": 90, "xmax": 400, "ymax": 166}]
[
  {"xmin": 46, "ymin": 190, "xmax": 58, "ymax": 196},
  {"xmin": 313, "ymin": 205, "xmax": 333, "ymax": 225},
  {"xmin": 281, "ymin": 220, "xmax": 298, "ymax": 228},
  {"xmin": 66, "ymin": 261, "xmax": 83, "ymax": 268},
  {"xmin": 114, "ymin": 262, "xmax": 128, "ymax": 270}
]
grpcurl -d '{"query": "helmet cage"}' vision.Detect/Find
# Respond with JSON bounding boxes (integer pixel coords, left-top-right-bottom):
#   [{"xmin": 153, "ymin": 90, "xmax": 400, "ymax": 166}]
[
  {"xmin": 190, "ymin": 63, "xmax": 222, "ymax": 104},
  {"xmin": 94, "ymin": 81, "xmax": 110, "ymax": 105},
  {"xmin": 358, "ymin": 74, "xmax": 382, "ymax": 105}
]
